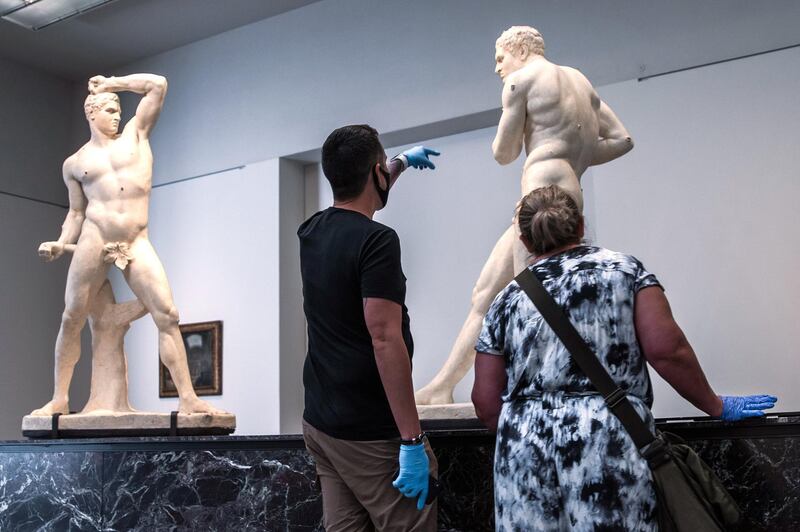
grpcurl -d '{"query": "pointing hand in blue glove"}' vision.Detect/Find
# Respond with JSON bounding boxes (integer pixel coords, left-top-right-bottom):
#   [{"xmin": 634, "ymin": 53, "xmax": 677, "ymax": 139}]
[
  {"xmin": 392, "ymin": 442, "xmax": 430, "ymax": 510},
  {"xmin": 719, "ymin": 394, "xmax": 777, "ymax": 421},
  {"xmin": 402, "ymin": 146, "xmax": 440, "ymax": 170}
]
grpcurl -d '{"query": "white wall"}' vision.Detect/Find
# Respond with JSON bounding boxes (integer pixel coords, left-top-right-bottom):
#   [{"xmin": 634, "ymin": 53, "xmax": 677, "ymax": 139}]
[
  {"xmin": 111, "ymin": 160, "xmax": 283, "ymax": 435},
  {"xmin": 278, "ymin": 159, "xmax": 307, "ymax": 434},
  {"xmin": 585, "ymin": 46, "xmax": 800, "ymax": 417}
]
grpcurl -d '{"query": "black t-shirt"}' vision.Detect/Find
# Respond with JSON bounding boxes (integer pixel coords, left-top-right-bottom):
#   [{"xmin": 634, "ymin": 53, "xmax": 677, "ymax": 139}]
[{"xmin": 298, "ymin": 207, "xmax": 413, "ymax": 440}]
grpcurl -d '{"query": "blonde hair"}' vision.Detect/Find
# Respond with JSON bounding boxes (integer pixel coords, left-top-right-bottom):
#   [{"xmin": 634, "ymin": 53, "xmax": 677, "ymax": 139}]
[
  {"xmin": 518, "ymin": 185, "xmax": 581, "ymax": 255},
  {"xmin": 496, "ymin": 26, "xmax": 545, "ymax": 58},
  {"xmin": 84, "ymin": 92, "xmax": 119, "ymax": 120}
]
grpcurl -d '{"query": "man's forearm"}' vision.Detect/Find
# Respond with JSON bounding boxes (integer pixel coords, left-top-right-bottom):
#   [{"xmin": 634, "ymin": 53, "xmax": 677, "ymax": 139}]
[
  {"xmin": 387, "ymin": 157, "xmax": 406, "ymax": 188},
  {"xmin": 103, "ymin": 74, "xmax": 167, "ymax": 95},
  {"xmin": 373, "ymin": 336, "xmax": 422, "ymax": 439}
]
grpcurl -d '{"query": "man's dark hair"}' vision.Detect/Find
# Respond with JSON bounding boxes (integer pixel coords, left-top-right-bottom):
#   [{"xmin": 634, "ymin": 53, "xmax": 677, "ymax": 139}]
[{"xmin": 321, "ymin": 125, "xmax": 384, "ymax": 201}]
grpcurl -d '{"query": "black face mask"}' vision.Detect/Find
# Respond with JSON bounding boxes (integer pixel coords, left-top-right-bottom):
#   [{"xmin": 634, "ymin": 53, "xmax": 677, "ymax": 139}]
[{"xmin": 372, "ymin": 165, "xmax": 391, "ymax": 209}]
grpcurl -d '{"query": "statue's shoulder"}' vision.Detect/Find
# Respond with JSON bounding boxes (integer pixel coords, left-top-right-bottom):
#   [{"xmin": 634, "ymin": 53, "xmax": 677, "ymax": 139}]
[
  {"xmin": 63, "ymin": 150, "xmax": 82, "ymax": 174},
  {"xmin": 514, "ymin": 59, "xmax": 557, "ymax": 86},
  {"xmin": 63, "ymin": 144, "xmax": 94, "ymax": 179},
  {"xmin": 560, "ymin": 64, "xmax": 594, "ymax": 89},
  {"xmin": 505, "ymin": 68, "xmax": 536, "ymax": 91}
]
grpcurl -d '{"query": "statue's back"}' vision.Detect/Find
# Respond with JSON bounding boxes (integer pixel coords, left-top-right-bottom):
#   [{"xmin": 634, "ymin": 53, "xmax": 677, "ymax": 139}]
[{"xmin": 524, "ymin": 61, "xmax": 600, "ymax": 177}]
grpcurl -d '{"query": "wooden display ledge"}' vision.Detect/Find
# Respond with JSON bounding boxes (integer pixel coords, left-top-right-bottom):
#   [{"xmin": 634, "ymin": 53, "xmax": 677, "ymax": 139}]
[{"xmin": 22, "ymin": 411, "xmax": 236, "ymax": 439}]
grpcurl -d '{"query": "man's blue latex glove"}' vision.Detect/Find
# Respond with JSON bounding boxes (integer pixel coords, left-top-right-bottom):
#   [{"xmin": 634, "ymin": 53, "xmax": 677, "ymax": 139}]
[
  {"xmin": 392, "ymin": 443, "xmax": 429, "ymax": 510},
  {"xmin": 402, "ymin": 146, "xmax": 440, "ymax": 170},
  {"xmin": 720, "ymin": 394, "xmax": 777, "ymax": 421}
]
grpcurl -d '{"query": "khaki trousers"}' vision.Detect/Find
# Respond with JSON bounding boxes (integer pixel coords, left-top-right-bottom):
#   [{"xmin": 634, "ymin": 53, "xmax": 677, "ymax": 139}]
[{"xmin": 303, "ymin": 420, "xmax": 438, "ymax": 532}]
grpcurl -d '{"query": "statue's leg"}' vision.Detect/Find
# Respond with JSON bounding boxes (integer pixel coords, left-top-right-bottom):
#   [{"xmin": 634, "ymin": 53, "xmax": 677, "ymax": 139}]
[
  {"xmin": 124, "ymin": 237, "xmax": 225, "ymax": 414},
  {"xmin": 32, "ymin": 236, "xmax": 107, "ymax": 415},
  {"xmin": 415, "ymin": 225, "xmax": 516, "ymax": 405}
]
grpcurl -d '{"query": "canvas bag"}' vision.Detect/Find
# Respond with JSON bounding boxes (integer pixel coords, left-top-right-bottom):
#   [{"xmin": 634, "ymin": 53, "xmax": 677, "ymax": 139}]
[{"xmin": 514, "ymin": 268, "xmax": 742, "ymax": 531}]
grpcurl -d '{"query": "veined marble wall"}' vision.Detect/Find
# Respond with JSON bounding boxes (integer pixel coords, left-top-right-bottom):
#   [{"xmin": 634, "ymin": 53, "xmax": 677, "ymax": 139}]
[{"xmin": 0, "ymin": 418, "xmax": 797, "ymax": 531}]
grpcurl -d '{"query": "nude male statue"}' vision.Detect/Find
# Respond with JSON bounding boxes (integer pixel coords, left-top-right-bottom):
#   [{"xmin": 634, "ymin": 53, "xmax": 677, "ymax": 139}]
[
  {"xmin": 33, "ymin": 73, "xmax": 223, "ymax": 416},
  {"xmin": 416, "ymin": 26, "xmax": 633, "ymax": 404}
]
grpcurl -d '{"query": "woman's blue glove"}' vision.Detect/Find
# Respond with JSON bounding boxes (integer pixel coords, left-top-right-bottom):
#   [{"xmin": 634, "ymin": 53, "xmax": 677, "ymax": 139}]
[
  {"xmin": 392, "ymin": 443, "xmax": 429, "ymax": 510},
  {"xmin": 720, "ymin": 394, "xmax": 777, "ymax": 421},
  {"xmin": 402, "ymin": 146, "xmax": 440, "ymax": 169}
]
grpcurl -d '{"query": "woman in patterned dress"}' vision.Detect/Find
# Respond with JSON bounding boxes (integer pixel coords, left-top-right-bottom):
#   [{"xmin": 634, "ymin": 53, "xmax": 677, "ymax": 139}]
[{"xmin": 472, "ymin": 185, "xmax": 776, "ymax": 531}]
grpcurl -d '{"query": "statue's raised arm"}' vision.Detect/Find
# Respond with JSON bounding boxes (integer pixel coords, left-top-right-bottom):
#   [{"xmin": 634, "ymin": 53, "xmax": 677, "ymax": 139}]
[{"xmin": 88, "ymin": 73, "xmax": 167, "ymax": 139}]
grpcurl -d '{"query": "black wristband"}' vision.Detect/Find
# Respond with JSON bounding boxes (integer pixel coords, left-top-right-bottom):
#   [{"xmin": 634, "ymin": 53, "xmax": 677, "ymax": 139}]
[{"xmin": 400, "ymin": 431, "xmax": 427, "ymax": 446}]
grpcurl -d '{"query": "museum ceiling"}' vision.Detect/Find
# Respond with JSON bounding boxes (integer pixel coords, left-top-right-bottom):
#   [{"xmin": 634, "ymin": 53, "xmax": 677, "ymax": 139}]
[{"xmin": 0, "ymin": 0, "xmax": 322, "ymax": 80}]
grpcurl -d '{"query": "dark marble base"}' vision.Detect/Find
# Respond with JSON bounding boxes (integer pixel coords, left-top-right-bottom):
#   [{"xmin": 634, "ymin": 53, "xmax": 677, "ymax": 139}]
[
  {"xmin": 1, "ymin": 415, "xmax": 798, "ymax": 531},
  {"xmin": 103, "ymin": 449, "xmax": 321, "ymax": 531},
  {"xmin": 0, "ymin": 451, "xmax": 103, "ymax": 531}
]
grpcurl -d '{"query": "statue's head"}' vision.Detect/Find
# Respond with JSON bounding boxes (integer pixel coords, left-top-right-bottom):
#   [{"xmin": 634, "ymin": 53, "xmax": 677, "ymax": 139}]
[
  {"xmin": 495, "ymin": 26, "xmax": 545, "ymax": 80},
  {"xmin": 84, "ymin": 92, "xmax": 121, "ymax": 137}
]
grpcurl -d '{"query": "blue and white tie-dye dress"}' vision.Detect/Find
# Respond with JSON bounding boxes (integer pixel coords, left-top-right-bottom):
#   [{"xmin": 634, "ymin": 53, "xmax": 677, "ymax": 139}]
[{"xmin": 476, "ymin": 245, "xmax": 662, "ymax": 532}]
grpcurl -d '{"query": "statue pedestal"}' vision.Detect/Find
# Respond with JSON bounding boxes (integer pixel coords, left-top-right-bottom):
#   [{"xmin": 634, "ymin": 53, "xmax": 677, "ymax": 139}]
[
  {"xmin": 417, "ymin": 402, "xmax": 476, "ymax": 420},
  {"xmin": 417, "ymin": 402, "xmax": 482, "ymax": 431},
  {"xmin": 21, "ymin": 411, "xmax": 236, "ymax": 438}
]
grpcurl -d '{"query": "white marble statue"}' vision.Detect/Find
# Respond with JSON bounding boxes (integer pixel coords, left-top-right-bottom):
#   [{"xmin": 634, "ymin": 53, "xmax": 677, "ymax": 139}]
[
  {"xmin": 33, "ymin": 74, "xmax": 225, "ymax": 417},
  {"xmin": 416, "ymin": 26, "xmax": 634, "ymax": 405}
]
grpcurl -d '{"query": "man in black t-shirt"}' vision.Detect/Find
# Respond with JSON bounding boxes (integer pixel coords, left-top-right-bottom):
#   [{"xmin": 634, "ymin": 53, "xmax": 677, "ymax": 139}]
[{"xmin": 299, "ymin": 124, "xmax": 440, "ymax": 531}]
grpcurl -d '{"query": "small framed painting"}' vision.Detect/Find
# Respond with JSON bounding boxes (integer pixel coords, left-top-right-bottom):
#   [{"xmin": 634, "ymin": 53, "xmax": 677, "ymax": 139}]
[{"xmin": 159, "ymin": 320, "xmax": 223, "ymax": 397}]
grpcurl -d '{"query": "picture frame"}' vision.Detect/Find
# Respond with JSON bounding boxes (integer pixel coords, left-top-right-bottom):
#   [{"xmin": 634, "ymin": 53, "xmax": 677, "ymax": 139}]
[{"xmin": 159, "ymin": 320, "xmax": 223, "ymax": 397}]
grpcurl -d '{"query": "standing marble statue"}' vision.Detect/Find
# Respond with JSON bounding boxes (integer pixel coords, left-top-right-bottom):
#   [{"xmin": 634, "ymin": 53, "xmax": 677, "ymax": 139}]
[
  {"xmin": 416, "ymin": 26, "xmax": 634, "ymax": 405},
  {"xmin": 32, "ymin": 73, "xmax": 224, "ymax": 417}
]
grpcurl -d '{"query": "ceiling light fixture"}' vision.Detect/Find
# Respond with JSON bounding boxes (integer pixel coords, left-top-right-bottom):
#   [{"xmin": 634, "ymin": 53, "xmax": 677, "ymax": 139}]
[{"xmin": 0, "ymin": 0, "xmax": 117, "ymax": 31}]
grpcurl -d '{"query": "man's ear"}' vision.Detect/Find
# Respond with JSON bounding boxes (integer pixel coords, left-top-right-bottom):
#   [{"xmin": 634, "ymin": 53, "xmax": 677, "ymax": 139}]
[
  {"xmin": 518, "ymin": 44, "xmax": 529, "ymax": 61},
  {"xmin": 578, "ymin": 216, "xmax": 585, "ymax": 240},
  {"xmin": 372, "ymin": 162, "xmax": 388, "ymax": 188}
]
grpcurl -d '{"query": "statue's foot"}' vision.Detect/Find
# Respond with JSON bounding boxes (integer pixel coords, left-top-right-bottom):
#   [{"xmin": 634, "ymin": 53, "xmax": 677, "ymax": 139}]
[
  {"xmin": 414, "ymin": 383, "xmax": 455, "ymax": 405},
  {"xmin": 179, "ymin": 396, "xmax": 227, "ymax": 415},
  {"xmin": 30, "ymin": 400, "xmax": 69, "ymax": 416}
]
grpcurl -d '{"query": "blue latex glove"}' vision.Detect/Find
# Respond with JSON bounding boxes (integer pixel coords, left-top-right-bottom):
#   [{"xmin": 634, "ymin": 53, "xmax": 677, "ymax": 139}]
[
  {"xmin": 720, "ymin": 394, "xmax": 777, "ymax": 421},
  {"xmin": 402, "ymin": 146, "xmax": 440, "ymax": 170},
  {"xmin": 392, "ymin": 443, "xmax": 430, "ymax": 510}
]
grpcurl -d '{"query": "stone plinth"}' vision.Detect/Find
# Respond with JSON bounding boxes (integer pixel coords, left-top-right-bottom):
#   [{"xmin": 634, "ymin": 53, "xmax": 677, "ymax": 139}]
[{"xmin": 22, "ymin": 411, "xmax": 236, "ymax": 438}]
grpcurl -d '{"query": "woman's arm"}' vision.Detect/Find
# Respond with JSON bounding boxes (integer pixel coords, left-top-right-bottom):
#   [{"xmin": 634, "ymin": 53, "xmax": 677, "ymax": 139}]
[
  {"xmin": 634, "ymin": 286, "xmax": 723, "ymax": 416},
  {"xmin": 472, "ymin": 353, "xmax": 508, "ymax": 432}
]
